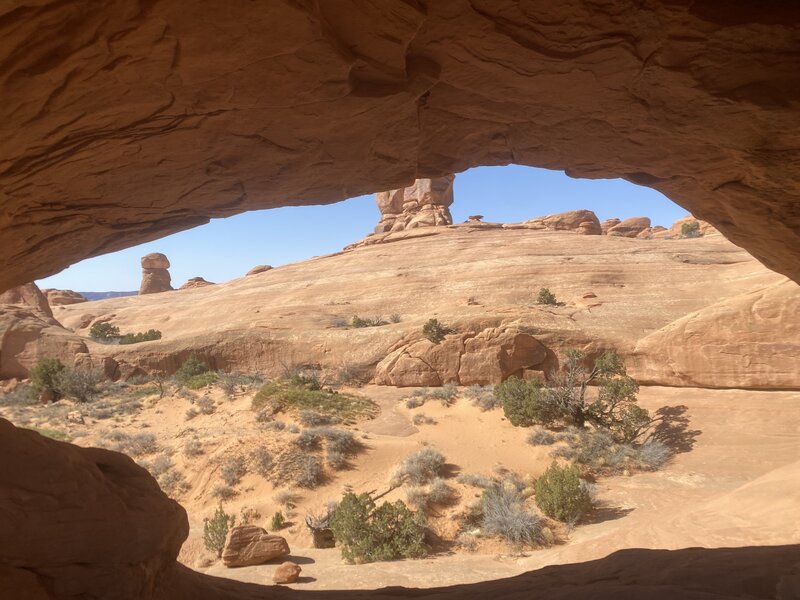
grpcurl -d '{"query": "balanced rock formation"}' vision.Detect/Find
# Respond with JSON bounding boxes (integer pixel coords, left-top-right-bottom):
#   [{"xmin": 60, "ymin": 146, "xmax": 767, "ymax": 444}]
[
  {"xmin": 139, "ymin": 253, "xmax": 173, "ymax": 295},
  {"xmin": 272, "ymin": 561, "xmax": 302, "ymax": 584},
  {"xmin": 375, "ymin": 328, "xmax": 547, "ymax": 387},
  {"xmin": 374, "ymin": 176, "xmax": 454, "ymax": 234},
  {"xmin": 221, "ymin": 526, "xmax": 290, "ymax": 567},
  {"xmin": 630, "ymin": 280, "xmax": 800, "ymax": 389},
  {"xmin": 43, "ymin": 289, "xmax": 87, "ymax": 306},
  {"xmin": 179, "ymin": 277, "xmax": 214, "ymax": 290},
  {"xmin": 606, "ymin": 217, "xmax": 651, "ymax": 238},
  {"xmin": 508, "ymin": 209, "xmax": 602, "ymax": 235},
  {"xmin": 245, "ymin": 265, "xmax": 273, "ymax": 277}
]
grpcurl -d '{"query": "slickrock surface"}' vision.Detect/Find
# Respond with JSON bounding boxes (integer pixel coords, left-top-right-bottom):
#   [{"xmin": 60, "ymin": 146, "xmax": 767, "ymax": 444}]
[
  {"xmin": 53, "ymin": 227, "xmax": 799, "ymax": 389},
  {"xmin": 43, "ymin": 289, "xmax": 88, "ymax": 306},
  {"xmin": 2, "ymin": 3, "xmax": 800, "ymax": 290}
]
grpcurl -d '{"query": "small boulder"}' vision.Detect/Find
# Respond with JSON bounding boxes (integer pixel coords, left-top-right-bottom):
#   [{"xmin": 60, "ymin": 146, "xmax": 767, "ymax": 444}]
[
  {"xmin": 600, "ymin": 218, "xmax": 621, "ymax": 234},
  {"xmin": 179, "ymin": 277, "xmax": 215, "ymax": 290},
  {"xmin": 273, "ymin": 561, "xmax": 302, "ymax": 584},
  {"xmin": 606, "ymin": 217, "xmax": 651, "ymax": 238},
  {"xmin": 246, "ymin": 265, "xmax": 273, "ymax": 276},
  {"xmin": 43, "ymin": 289, "xmax": 87, "ymax": 306},
  {"xmin": 222, "ymin": 525, "xmax": 290, "ymax": 567}
]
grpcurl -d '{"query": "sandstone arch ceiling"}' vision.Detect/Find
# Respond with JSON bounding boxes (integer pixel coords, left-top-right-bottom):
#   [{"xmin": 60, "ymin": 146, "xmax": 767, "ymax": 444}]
[{"xmin": 1, "ymin": 0, "xmax": 799, "ymax": 293}]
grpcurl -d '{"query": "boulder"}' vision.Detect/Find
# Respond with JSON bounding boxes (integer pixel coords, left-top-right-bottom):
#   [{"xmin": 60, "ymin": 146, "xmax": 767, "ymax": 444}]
[
  {"xmin": 43, "ymin": 289, "xmax": 88, "ymax": 306},
  {"xmin": 179, "ymin": 277, "xmax": 215, "ymax": 290},
  {"xmin": 272, "ymin": 561, "xmax": 302, "ymax": 584},
  {"xmin": 246, "ymin": 265, "xmax": 273, "ymax": 276},
  {"xmin": 374, "ymin": 176, "xmax": 454, "ymax": 234},
  {"xmin": 0, "ymin": 283, "xmax": 54, "ymax": 318},
  {"xmin": 515, "ymin": 210, "xmax": 602, "ymax": 235},
  {"xmin": 139, "ymin": 253, "xmax": 173, "ymax": 295},
  {"xmin": 600, "ymin": 218, "xmax": 621, "ymax": 234},
  {"xmin": 607, "ymin": 217, "xmax": 651, "ymax": 238},
  {"xmin": 669, "ymin": 215, "xmax": 719, "ymax": 238},
  {"xmin": 374, "ymin": 328, "xmax": 547, "ymax": 386},
  {"xmin": 221, "ymin": 526, "xmax": 290, "ymax": 567}
]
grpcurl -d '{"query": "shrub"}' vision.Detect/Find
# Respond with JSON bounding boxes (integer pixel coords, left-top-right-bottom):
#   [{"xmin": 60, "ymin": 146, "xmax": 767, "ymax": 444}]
[
  {"xmin": 220, "ymin": 455, "xmax": 247, "ymax": 486},
  {"xmin": 274, "ymin": 489, "xmax": 299, "ymax": 508},
  {"xmin": 183, "ymin": 371, "xmax": 218, "ymax": 390},
  {"xmin": 175, "ymin": 355, "xmax": 209, "ymax": 383},
  {"xmin": 422, "ymin": 318, "xmax": 451, "ymax": 343},
  {"xmin": 203, "ymin": 505, "xmax": 235, "ymax": 558},
  {"xmin": 456, "ymin": 473, "xmax": 494, "ymax": 489},
  {"xmin": 55, "ymin": 368, "xmax": 105, "ymax": 402},
  {"xmin": 536, "ymin": 287, "xmax": 557, "ymax": 305},
  {"xmin": 315, "ymin": 427, "xmax": 358, "ymax": 454},
  {"xmin": 252, "ymin": 446, "xmax": 273, "ymax": 476},
  {"xmin": 681, "ymin": 220, "xmax": 701, "ymax": 238},
  {"xmin": 298, "ymin": 410, "xmax": 338, "ymax": 427},
  {"xmin": 326, "ymin": 449, "xmax": 346, "ymax": 470},
  {"xmin": 119, "ymin": 329, "xmax": 162, "ymax": 344},
  {"xmin": 211, "ymin": 484, "xmax": 237, "ymax": 500},
  {"xmin": 330, "ymin": 491, "xmax": 427, "ymax": 563},
  {"xmin": 185, "ymin": 407, "xmax": 199, "ymax": 420},
  {"xmin": 271, "ymin": 511, "xmax": 286, "ymax": 530},
  {"xmin": 195, "ymin": 396, "xmax": 215, "ymax": 415},
  {"xmin": 427, "ymin": 477, "xmax": 456, "ymax": 505},
  {"xmin": 218, "ymin": 371, "xmax": 263, "ymax": 397},
  {"xmin": 390, "ymin": 313, "xmax": 401, "ymax": 323},
  {"xmin": 184, "ymin": 439, "xmax": 204, "ymax": 457},
  {"xmin": 159, "ymin": 469, "xmax": 189, "ymax": 496},
  {"xmin": 0, "ymin": 384, "xmax": 36, "ymax": 406},
  {"xmin": 332, "ymin": 317, "xmax": 348, "ymax": 328},
  {"xmin": 481, "ymin": 485, "xmax": 543, "ymax": 547},
  {"xmin": 633, "ymin": 439, "xmax": 671, "ymax": 470},
  {"xmin": 351, "ymin": 315, "xmax": 388, "ymax": 328},
  {"xmin": 465, "ymin": 384, "xmax": 499, "ymax": 411},
  {"xmin": 392, "ymin": 447, "xmax": 446, "ymax": 486},
  {"xmin": 262, "ymin": 420, "xmax": 286, "ymax": 431},
  {"xmin": 405, "ymin": 396, "xmax": 425, "ymax": 409},
  {"xmin": 498, "ymin": 377, "xmax": 555, "ymax": 427},
  {"xmin": 295, "ymin": 454, "xmax": 323, "ymax": 488},
  {"xmin": 534, "ymin": 462, "xmax": 592, "ymax": 522},
  {"xmin": 252, "ymin": 377, "xmax": 378, "ymax": 422},
  {"xmin": 412, "ymin": 413, "xmax": 435, "ymax": 426},
  {"xmin": 527, "ymin": 429, "xmax": 556, "ymax": 446},
  {"xmin": 428, "ymin": 383, "xmax": 458, "ymax": 406},
  {"xmin": 29, "ymin": 358, "xmax": 66, "ymax": 399},
  {"xmin": 294, "ymin": 429, "xmax": 322, "ymax": 450},
  {"xmin": 89, "ymin": 322, "xmax": 120, "ymax": 341}
]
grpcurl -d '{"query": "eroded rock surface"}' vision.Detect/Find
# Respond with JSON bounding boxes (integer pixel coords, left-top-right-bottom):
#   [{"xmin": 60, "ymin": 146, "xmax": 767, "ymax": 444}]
[
  {"xmin": 43, "ymin": 289, "xmax": 88, "ymax": 306},
  {"xmin": 245, "ymin": 265, "xmax": 273, "ymax": 277},
  {"xmin": 179, "ymin": 277, "xmax": 215, "ymax": 290},
  {"xmin": 506, "ymin": 209, "xmax": 602, "ymax": 235},
  {"xmin": 375, "ymin": 176, "xmax": 454, "ymax": 234},
  {"xmin": 0, "ymin": 283, "xmax": 53, "ymax": 319},
  {"xmin": 140, "ymin": 254, "xmax": 173, "ymax": 295},
  {"xmin": 607, "ymin": 217, "xmax": 652, "ymax": 238},
  {"xmin": 3, "ymin": 2, "xmax": 799, "ymax": 291}
]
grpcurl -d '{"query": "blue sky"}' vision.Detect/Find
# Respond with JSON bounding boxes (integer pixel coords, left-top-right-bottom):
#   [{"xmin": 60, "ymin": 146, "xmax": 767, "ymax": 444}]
[{"xmin": 38, "ymin": 165, "xmax": 688, "ymax": 291}]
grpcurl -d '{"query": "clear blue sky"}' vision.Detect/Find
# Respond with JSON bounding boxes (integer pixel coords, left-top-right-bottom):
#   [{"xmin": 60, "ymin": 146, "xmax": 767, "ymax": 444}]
[{"xmin": 37, "ymin": 165, "xmax": 689, "ymax": 291}]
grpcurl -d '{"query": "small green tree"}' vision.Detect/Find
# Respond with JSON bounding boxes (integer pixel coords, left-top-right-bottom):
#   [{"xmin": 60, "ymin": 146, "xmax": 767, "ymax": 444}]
[
  {"xmin": 681, "ymin": 220, "xmax": 701, "ymax": 238},
  {"xmin": 29, "ymin": 358, "xmax": 66, "ymax": 400},
  {"xmin": 330, "ymin": 491, "xmax": 427, "ymax": 563},
  {"xmin": 270, "ymin": 511, "xmax": 285, "ymax": 530},
  {"xmin": 534, "ymin": 462, "xmax": 592, "ymax": 522},
  {"xmin": 497, "ymin": 377, "xmax": 558, "ymax": 427},
  {"xmin": 422, "ymin": 318, "xmax": 451, "ymax": 344},
  {"xmin": 536, "ymin": 287, "xmax": 557, "ymax": 305},
  {"xmin": 203, "ymin": 505, "xmax": 235, "ymax": 558},
  {"xmin": 89, "ymin": 322, "xmax": 120, "ymax": 341}
]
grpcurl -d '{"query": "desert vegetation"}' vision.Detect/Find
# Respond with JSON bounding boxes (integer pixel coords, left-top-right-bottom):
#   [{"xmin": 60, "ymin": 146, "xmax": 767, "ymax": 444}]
[
  {"xmin": 89, "ymin": 322, "xmax": 162, "ymax": 344},
  {"xmin": 536, "ymin": 287, "xmax": 558, "ymax": 305},
  {"xmin": 422, "ymin": 318, "xmax": 452, "ymax": 343}
]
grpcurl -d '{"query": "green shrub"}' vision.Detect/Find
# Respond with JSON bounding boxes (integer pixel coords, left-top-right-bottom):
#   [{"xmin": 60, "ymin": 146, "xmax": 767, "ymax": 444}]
[
  {"xmin": 29, "ymin": 358, "xmax": 66, "ymax": 399},
  {"xmin": 271, "ymin": 511, "xmax": 286, "ymax": 530},
  {"xmin": 534, "ymin": 462, "xmax": 592, "ymax": 523},
  {"xmin": 55, "ymin": 368, "xmax": 105, "ymax": 402},
  {"xmin": 220, "ymin": 455, "xmax": 246, "ymax": 486},
  {"xmin": 119, "ymin": 329, "xmax": 162, "ymax": 344},
  {"xmin": 681, "ymin": 220, "xmax": 701, "ymax": 238},
  {"xmin": 252, "ymin": 378, "xmax": 378, "ymax": 422},
  {"xmin": 498, "ymin": 377, "xmax": 557, "ymax": 427},
  {"xmin": 392, "ymin": 447, "xmax": 446, "ymax": 486},
  {"xmin": 422, "ymin": 318, "xmax": 451, "ymax": 343},
  {"xmin": 183, "ymin": 372, "xmax": 218, "ymax": 390},
  {"xmin": 536, "ymin": 287, "xmax": 557, "ymax": 305},
  {"xmin": 465, "ymin": 384, "xmax": 499, "ymax": 411},
  {"xmin": 175, "ymin": 355, "xmax": 209, "ymax": 384},
  {"xmin": 351, "ymin": 315, "xmax": 388, "ymax": 328},
  {"xmin": 89, "ymin": 322, "xmax": 120, "ymax": 341},
  {"xmin": 203, "ymin": 505, "xmax": 236, "ymax": 558},
  {"xmin": 330, "ymin": 491, "xmax": 427, "ymax": 563}
]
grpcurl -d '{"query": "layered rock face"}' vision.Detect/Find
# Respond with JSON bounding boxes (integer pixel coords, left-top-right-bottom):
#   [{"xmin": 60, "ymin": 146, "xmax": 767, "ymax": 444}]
[
  {"xmin": 221, "ymin": 526, "xmax": 290, "ymax": 567},
  {"xmin": 375, "ymin": 176, "xmax": 454, "ymax": 233},
  {"xmin": 2, "ymin": 2, "xmax": 800, "ymax": 291},
  {"xmin": 140, "ymin": 254, "xmax": 173, "ymax": 295},
  {"xmin": 507, "ymin": 209, "xmax": 602, "ymax": 235},
  {"xmin": 43, "ymin": 289, "xmax": 88, "ymax": 306},
  {"xmin": 607, "ymin": 217, "xmax": 652, "ymax": 238},
  {"xmin": 0, "ymin": 283, "xmax": 54, "ymax": 319}
]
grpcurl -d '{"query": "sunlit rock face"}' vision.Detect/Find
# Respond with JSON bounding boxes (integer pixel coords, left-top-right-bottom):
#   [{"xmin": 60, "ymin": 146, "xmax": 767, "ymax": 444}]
[
  {"xmin": 375, "ymin": 176, "xmax": 455, "ymax": 233},
  {"xmin": 1, "ymin": 1, "xmax": 800, "ymax": 291}
]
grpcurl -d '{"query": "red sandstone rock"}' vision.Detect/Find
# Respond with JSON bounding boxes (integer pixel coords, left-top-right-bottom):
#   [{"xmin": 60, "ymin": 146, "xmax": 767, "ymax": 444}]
[
  {"xmin": 221, "ymin": 526, "xmax": 290, "ymax": 567},
  {"xmin": 42, "ymin": 289, "xmax": 88, "ymax": 306},
  {"xmin": 140, "ymin": 254, "xmax": 173, "ymax": 295},
  {"xmin": 179, "ymin": 277, "xmax": 215, "ymax": 290},
  {"xmin": 245, "ymin": 265, "xmax": 273, "ymax": 277},
  {"xmin": 600, "ymin": 218, "xmax": 621, "ymax": 234},
  {"xmin": 513, "ymin": 210, "xmax": 602, "ymax": 235},
  {"xmin": 374, "ymin": 176, "xmax": 454, "ymax": 233},
  {"xmin": 272, "ymin": 561, "xmax": 302, "ymax": 584},
  {"xmin": 0, "ymin": 283, "xmax": 54, "ymax": 319},
  {"xmin": 669, "ymin": 216, "xmax": 719, "ymax": 238},
  {"xmin": 607, "ymin": 217, "xmax": 652, "ymax": 238}
]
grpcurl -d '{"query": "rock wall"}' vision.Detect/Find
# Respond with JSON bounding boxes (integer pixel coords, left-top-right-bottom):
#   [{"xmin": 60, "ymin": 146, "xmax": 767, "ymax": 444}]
[
  {"xmin": 2, "ymin": 2, "xmax": 799, "ymax": 290},
  {"xmin": 375, "ymin": 176, "xmax": 454, "ymax": 233}
]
